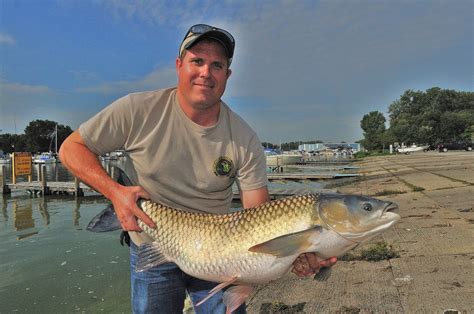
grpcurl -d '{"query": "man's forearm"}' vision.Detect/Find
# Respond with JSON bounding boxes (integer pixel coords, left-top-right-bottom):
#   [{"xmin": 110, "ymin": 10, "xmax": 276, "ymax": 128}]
[{"xmin": 59, "ymin": 131, "xmax": 121, "ymax": 200}]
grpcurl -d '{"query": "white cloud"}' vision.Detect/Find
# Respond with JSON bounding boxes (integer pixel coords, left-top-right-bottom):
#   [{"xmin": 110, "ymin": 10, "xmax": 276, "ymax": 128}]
[
  {"xmin": 75, "ymin": 65, "xmax": 177, "ymax": 94},
  {"xmin": 228, "ymin": 1, "xmax": 472, "ymax": 99},
  {"xmin": 0, "ymin": 81, "xmax": 51, "ymax": 94},
  {"xmin": 0, "ymin": 33, "xmax": 15, "ymax": 45},
  {"xmin": 68, "ymin": 70, "xmax": 100, "ymax": 81},
  {"xmin": 100, "ymin": 0, "xmax": 198, "ymax": 27}
]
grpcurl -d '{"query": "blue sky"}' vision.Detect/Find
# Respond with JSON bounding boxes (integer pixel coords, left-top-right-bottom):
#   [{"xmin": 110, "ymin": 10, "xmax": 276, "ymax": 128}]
[{"xmin": 1, "ymin": 0, "xmax": 472, "ymax": 143}]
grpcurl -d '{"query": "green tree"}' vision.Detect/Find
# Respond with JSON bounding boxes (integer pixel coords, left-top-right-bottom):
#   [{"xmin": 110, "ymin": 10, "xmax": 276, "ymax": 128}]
[
  {"xmin": 360, "ymin": 111, "xmax": 386, "ymax": 151},
  {"xmin": 387, "ymin": 88, "xmax": 474, "ymax": 144},
  {"xmin": 262, "ymin": 142, "xmax": 277, "ymax": 149},
  {"xmin": 0, "ymin": 133, "xmax": 27, "ymax": 153},
  {"xmin": 24, "ymin": 120, "xmax": 73, "ymax": 152}
]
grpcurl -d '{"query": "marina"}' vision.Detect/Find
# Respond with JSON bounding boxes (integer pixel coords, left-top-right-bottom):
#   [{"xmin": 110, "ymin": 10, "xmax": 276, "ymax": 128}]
[{"xmin": 1, "ymin": 156, "xmax": 359, "ymax": 197}]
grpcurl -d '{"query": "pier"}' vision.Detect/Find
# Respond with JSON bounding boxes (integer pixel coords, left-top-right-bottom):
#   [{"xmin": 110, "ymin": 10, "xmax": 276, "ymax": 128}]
[
  {"xmin": 0, "ymin": 163, "xmax": 118, "ymax": 196},
  {"xmin": 267, "ymin": 172, "xmax": 359, "ymax": 181},
  {"xmin": 1, "ymin": 164, "xmax": 93, "ymax": 196}
]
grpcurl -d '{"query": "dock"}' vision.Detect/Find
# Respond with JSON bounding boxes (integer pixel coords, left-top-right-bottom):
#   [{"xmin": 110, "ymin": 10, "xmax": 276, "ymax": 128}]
[
  {"xmin": 1, "ymin": 164, "xmax": 101, "ymax": 196},
  {"xmin": 267, "ymin": 172, "xmax": 359, "ymax": 181},
  {"xmin": 3, "ymin": 180, "xmax": 93, "ymax": 196}
]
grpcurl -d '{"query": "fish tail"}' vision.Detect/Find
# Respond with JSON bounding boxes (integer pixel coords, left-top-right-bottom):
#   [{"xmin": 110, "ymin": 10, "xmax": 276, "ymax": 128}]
[{"xmin": 86, "ymin": 166, "xmax": 132, "ymax": 232}]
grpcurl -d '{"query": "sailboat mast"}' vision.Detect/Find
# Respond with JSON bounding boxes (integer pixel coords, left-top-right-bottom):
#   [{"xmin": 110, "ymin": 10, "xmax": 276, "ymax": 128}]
[{"xmin": 55, "ymin": 124, "xmax": 58, "ymax": 154}]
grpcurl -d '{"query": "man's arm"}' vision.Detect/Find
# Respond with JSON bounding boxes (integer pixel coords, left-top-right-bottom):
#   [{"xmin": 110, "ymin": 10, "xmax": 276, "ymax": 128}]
[
  {"xmin": 240, "ymin": 186, "xmax": 270, "ymax": 209},
  {"xmin": 59, "ymin": 131, "xmax": 155, "ymax": 231}
]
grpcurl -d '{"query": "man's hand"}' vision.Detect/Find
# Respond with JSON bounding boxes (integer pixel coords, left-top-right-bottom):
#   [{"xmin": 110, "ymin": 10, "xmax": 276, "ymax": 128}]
[
  {"xmin": 291, "ymin": 253, "xmax": 337, "ymax": 277},
  {"xmin": 111, "ymin": 185, "xmax": 156, "ymax": 231}
]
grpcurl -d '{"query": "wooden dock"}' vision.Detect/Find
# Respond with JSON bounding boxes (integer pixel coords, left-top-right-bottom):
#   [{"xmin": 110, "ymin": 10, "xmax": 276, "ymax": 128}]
[
  {"xmin": 3, "ymin": 180, "xmax": 93, "ymax": 196},
  {"xmin": 267, "ymin": 172, "xmax": 359, "ymax": 180},
  {"xmin": 1, "ymin": 164, "xmax": 98, "ymax": 196}
]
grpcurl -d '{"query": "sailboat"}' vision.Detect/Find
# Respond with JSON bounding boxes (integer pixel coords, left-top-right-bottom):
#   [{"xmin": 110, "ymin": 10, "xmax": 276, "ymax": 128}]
[{"xmin": 33, "ymin": 125, "xmax": 59, "ymax": 164}]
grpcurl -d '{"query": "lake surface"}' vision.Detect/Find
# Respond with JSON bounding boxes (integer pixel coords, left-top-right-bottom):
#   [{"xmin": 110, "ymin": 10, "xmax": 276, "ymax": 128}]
[
  {"xmin": 1, "ymin": 194, "xmax": 131, "ymax": 313},
  {"xmin": 1, "ymin": 161, "xmax": 132, "ymax": 313},
  {"xmin": 0, "ymin": 159, "xmax": 348, "ymax": 312}
]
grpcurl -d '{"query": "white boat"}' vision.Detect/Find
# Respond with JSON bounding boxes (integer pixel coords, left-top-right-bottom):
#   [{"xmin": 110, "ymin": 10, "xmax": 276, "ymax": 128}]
[
  {"xmin": 100, "ymin": 150, "xmax": 126, "ymax": 161},
  {"xmin": 33, "ymin": 152, "xmax": 57, "ymax": 164},
  {"xmin": 396, "ymin": 143, "xmax": 429, "ymax": 154},
  {"xmin": 33, "ymin": 124, "xmax": 61, "ymax": 164},
  {"xmin": 0, "ymin": 156, "xmax": 11, "ymax": 164},
  {"xmin": 265, "ymin": 151, "xmax": 302, "ymax": 167}
]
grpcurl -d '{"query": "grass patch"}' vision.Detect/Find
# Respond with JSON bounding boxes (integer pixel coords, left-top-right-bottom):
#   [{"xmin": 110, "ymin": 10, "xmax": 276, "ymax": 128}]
[
  {"xmin": 340, "ymin": 242, "xmax": 399, "ymax": 262},
  {"xmin": 374, "ymin": 190, "xmax": 406, "ymax": 196},
  {"xmin": 259, "ymin": 302, "xmax": 306, "ymax": 313},
  {"xmin": 397, "ymin": 178, "xmax": 425, "ymax": 192},
  {"xmin": 325, "ymin": 177, "xmax": 361, "ymax": 189},
  {"xmin": 353, "ymin": 151, "xmax": 391, "ymax": 159},
  {"xmin": 338, "ymin": 306, "xmax": 361, "ymax": 313}
]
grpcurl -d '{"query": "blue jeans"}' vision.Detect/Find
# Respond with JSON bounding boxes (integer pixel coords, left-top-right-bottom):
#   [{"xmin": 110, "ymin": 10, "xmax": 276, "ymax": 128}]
[{"xmin": 130, "ymin": 242, "xmax": 246, "ymax": 314}]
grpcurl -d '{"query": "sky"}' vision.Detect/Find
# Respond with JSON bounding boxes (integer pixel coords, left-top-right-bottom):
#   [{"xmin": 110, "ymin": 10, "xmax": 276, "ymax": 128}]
[{"xmin": 0, "ymin": 0, "xmax": 473, "ymax": 144}]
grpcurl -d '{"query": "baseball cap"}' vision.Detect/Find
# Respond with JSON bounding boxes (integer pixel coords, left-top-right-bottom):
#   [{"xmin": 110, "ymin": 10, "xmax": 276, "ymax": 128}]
[{"xmin": 179, "ymin": 24, "xmax": 235, "ymax": 65}]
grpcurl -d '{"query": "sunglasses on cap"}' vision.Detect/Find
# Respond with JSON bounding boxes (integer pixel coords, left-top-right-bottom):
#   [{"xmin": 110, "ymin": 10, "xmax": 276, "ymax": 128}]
[{"xmin": 180, "ymin": 24, "xmax": 235, "ymax": 62}]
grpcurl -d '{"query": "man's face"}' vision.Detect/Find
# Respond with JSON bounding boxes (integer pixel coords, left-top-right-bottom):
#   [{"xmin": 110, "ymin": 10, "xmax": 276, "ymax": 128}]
[{"xmin": 176, "ymin": 40, "xmax": 232, "ymax": 110}]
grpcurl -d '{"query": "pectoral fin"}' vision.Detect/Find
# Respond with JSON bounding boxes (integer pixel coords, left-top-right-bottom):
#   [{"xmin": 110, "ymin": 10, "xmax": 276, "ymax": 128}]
[
  {"xmin": 248, "ymin": 226, "xmax": 323, "ymax": 257},
  {"xmin": 135, "ymin": 242, "xmax": 170, "ymax": 272}
]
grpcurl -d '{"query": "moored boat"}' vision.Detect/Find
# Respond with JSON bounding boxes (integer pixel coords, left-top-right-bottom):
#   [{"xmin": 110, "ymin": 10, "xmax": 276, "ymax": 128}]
[{"xmin": 33, "ymin": 152, "xmax": 58, "ymax": 164}]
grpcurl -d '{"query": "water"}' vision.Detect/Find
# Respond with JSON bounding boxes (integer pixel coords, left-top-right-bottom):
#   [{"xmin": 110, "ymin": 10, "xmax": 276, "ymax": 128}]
[
  {"xmin": 0, "ymin": 194, "xmax": 130, "ymax": 313},
  {"xmin": 0, "ymin": 159, "xmax": 350, "ymax": 313},
  {"xmin": 1, "ymin": 161, "xmax": 131, "ymax": 313}
]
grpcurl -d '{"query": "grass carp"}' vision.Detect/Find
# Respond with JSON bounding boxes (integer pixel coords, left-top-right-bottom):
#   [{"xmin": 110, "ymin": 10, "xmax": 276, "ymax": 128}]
[{"xmin": 87, "ymin": 169, "xmax": 400, "ymax": 313}]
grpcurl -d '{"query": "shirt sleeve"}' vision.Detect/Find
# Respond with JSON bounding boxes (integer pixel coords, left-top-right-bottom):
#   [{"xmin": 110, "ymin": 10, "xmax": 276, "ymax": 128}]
[
  {"xmin": 236, "ymin": 132, "xmax": 268, "ymax": 191},
  {"xmin": 79, "ymin": 94, "xmax": 133, "ymax": 156}
]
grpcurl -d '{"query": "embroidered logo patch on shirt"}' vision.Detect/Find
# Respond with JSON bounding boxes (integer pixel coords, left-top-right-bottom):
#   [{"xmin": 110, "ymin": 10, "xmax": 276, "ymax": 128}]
[{"xmin": 213, "ymin": 156, "xmax": 234, "ymax": 177}]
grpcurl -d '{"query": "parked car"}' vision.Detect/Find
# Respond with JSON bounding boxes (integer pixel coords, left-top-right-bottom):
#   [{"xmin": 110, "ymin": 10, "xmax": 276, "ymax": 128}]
[{"xmin": 437, "ymin": 142, "xmax": 473, "ymax": 152}]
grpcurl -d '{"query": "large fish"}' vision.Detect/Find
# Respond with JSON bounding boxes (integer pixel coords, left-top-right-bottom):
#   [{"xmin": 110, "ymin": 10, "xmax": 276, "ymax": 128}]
[{"xmin": 88, "ymin": 168, "xmax": 400, "ymax": 313}]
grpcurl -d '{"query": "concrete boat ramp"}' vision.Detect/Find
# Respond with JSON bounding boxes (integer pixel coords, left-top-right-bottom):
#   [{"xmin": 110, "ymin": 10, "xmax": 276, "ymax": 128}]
[{"xmin": 247, "ymin": 151, "xmax": 474, "ymax": 313}]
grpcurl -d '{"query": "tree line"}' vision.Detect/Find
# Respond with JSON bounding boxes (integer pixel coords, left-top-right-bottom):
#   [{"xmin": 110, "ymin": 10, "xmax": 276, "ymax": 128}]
[
  {"xmin": 360, "ymin": 87, "xmax": 474, "ymax": 151},
  {"xmin": 0, "ymin": 119, "xmax": 73, "ymax": 154}
]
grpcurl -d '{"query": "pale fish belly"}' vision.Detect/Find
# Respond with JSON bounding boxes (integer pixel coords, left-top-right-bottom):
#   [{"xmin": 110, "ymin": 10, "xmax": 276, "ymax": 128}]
[{"xmin": 176, "ymin": 252, "xmax": 299, "ymax": 285}]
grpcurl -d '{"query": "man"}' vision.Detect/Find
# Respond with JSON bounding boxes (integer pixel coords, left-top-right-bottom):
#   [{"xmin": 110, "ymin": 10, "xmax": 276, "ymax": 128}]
[{"xmin": 60, "ymin": 24, "xmax": 336, "ymax": 313}]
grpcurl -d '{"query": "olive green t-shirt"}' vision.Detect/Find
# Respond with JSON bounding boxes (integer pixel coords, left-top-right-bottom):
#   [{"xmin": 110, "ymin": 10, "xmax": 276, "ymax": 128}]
[{"xmin": 80, "ymin": 88, "xmax": 267, "ymax": 242}]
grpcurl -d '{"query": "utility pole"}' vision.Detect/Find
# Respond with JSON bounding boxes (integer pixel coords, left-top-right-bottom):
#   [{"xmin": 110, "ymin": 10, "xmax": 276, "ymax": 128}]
[{"xmin": 55, "ymin": 124, "xmax": 58, "ymax": 154}]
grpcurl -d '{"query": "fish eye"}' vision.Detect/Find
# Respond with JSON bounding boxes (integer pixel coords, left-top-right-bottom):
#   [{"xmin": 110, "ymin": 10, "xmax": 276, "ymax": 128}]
[{"xmin": 362, "ymin": 203, "xmax": 373, "ymax": 211}]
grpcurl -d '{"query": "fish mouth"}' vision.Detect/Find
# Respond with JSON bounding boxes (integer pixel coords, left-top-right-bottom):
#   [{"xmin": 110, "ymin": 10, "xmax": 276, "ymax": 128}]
[{"xmin": 381, "ymin": 202, "xmax": 401, "ymax": 222}]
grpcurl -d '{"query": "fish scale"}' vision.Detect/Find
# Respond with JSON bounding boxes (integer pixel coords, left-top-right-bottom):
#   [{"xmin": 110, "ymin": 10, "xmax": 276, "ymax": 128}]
[{"xmin": 137, "ymin": 194, "xmax": 320, "ymax": 283}]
